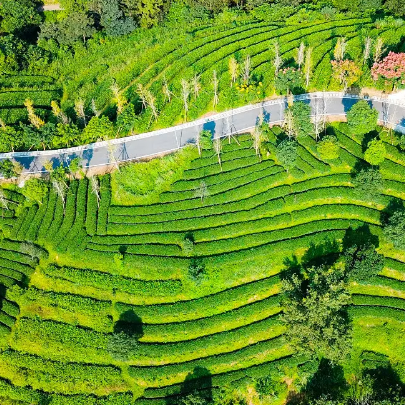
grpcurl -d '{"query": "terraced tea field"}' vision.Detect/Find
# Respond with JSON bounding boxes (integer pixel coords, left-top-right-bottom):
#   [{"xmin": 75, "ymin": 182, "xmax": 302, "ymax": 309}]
[
  {"xmin": 6, "ymin": 16, "xmax": 405, "ymax": 129},
  {"xmin": 1, "ymin": 122, "xmax": 405, "ymax": 404}
]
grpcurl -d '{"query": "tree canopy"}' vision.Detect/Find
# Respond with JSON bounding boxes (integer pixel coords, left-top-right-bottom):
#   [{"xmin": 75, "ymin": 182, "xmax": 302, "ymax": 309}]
[
  {"xmin": 347, "ymin": 100, "xmax": 378, "ymax": 136},
  {"xmin": 282, "ymin": 262, "xmax": 352, "ymax": 363}
]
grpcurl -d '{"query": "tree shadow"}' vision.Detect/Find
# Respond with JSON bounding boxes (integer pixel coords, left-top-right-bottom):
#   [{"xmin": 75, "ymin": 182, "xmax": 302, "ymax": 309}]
[
  {"xmin": 361, "ymin": 130, "xmax": 379, "ymax": 153},
  {"xmin": 303, "ymin": 358, "xmax": 347, "ymax": 402},
  {"xmin": 364, "ymin": 363, "xmax": 404, "ymax": 401},
  {"xmin": 166, "ymin": 367, "xmax": 213, "ymax": 405},
  {"xmin": 114, "ymin": 310, "xmax": 144, "ymax": 339},
  {"xmin": 301, "ymin": 239, "xmax": 341, "ymax": 269},
  {"xmin": 380, "ymin": 198, "xmax": 405, "ymax": 226},
  {"xmin": 351, "ymin": 159, "xmax": 371, "ymax": 176},
  {"xmin": 342, "ymin": 224, "xmax": 379, "ymax": 250}
]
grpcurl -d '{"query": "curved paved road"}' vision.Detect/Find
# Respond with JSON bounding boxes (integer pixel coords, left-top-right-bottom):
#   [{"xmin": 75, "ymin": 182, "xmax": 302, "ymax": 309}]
[{"xmin": 1, "ymin": 92, "xmax": 405, "ymax": 174}]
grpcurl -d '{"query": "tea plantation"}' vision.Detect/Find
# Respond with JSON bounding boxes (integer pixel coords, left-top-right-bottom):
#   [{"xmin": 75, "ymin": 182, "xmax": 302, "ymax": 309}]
[{"xmin": 1, "ymin": 118, "xmax": 405, "ymax": 404}]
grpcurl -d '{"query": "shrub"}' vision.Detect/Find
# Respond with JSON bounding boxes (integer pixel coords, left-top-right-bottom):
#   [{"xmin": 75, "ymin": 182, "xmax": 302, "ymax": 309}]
[
  {"xmin": 353, "ymin": 168, "xmax": 383, "ymax": 198},
  {"xmin": 275, "ymin": 68, "xmax": 303, "ymax": 94},
  {"xmin": 383, "ymin": 210, "xmax": 405, "ymax": 249},
  {"xmin": 107, "ymin": 332, "xmax": 139, "ymax": 361},
  {"xmin": 364, "ymin": 139, "xmax": 386, "ymax": 166},
  {"xmin": 317, "ymin": 136, "xmax": 340, "ymax": 160},
  {"xmin": 188, "ymin": 258, "xmax": 206, "ymax": 283},
  {"xmin": 276, "ymin": 139, "xmax": 298, "ymax": 170}
]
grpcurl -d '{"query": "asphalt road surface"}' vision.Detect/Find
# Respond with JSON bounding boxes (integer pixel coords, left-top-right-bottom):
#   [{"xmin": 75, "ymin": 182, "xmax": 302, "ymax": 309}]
[{"xmin": 1, "ymin": 92, "xmax": 404, "ymax": 174}]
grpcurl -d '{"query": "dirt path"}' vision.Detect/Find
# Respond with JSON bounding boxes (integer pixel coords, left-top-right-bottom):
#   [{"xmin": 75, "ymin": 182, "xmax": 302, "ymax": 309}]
[{"xmin": 38, "ymin": 4, "xmax": 63, "ymax": 11}]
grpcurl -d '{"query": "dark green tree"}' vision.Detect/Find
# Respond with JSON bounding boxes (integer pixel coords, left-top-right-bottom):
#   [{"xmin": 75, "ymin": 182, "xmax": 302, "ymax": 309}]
[
  {"xmin": 0, "ymin": 0, "xmax": 41, "ymax": 36},
  {"xmin": 188, "ymin": 258, "xmax": 206, "ymax": 283},
  {"xmin": 276, "ymin": 139, "xmax": 298, "ymax": 170},
  {"xmin": 107, "ymin": 331, "xmax": 139, "ymax": 361},
  {"xmin": 290, "ymin": 101, "xmax": 313, "ymax": 138},
  {"xmin": 344, "ymin": 244, "xmax": 384, "ymax": 282},
  {"xmin": 39, "ymin": 13, "xmax": 96, "ymax": 45},
  {"xmin": 0, "ymin": 159, "xmax": 18, "ymax": 179},
  {"xmin": 383, "ymin": 210, "xmax": 405, "ymax": 250},
  {"xmin": 353, "ymin": 168, "xmax": 383, "ymax": 198},
  {"xmin": 282, "ymin": 263, "xmax": 351, "ymax": 363},
  {"xmin": 346, "ymin": 100, "xmax": 378, "ymax": 136},
  {"xmin": 385, "ymin": 0, "xmax": 405, "ymax": 17},
  {"xmin": 99, "ymin": 0, "xmax": 137, "ymax": 37}
]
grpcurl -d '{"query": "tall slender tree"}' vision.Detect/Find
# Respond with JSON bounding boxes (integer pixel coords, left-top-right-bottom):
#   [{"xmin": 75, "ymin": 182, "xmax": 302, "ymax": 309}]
[{"xmin": 229, "ymin": 57, "xmax": 239, "ymax": 86}]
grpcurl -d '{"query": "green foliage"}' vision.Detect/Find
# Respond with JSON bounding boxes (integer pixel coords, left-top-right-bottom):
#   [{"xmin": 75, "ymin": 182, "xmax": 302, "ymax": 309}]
[
  {"xmin": 383, "ymin": 210, "xmax": 405, "ymax": 249},
  {"xmin": 364, "ymin": 139, "xmax": 386, "ymax": 166},
  {"xmin": 82, "ymin": 116, "xmax": 115, "ymax": 143},
  {"xmin": 21, "ymin": 178, "xmax": 48, "ymax": 205},
  {"xmin": 107, "ymin": 331, "xmax": 139, "ymax": 361},
  {"xmin": 0, "ymin": 0, "xmax": 41, "ymax": 35},
  {"xmin": 0, "ymin": 160, "xmax": 18, "ymax": 179},
  {"xmin": 353, "ymin": 168, "xmax": 383, "ymax": 198},
  {"xmin": 200, "ymin": 130, "xmax": 213, "ymax": 150},
  {"xmin": 99, "ymin": 0, "xmax": 137, "ymax": 36},
  {"xmin": 344, "ymin": 244, "xmax": 384, "ymax": 282},
  {"xmin": 347, "ymin": 101, "xmax": 378, "ymax": 136},
  {"xmin": 39, "ymin": 13, "xmax": 96, "ymax": 45},
  {"xmin": 188, "ymin": 258, "xmax": 206, "ymax": 283},
  {"xmin": 317, "ymin": 136, "xmax": 340, "ymax": 160},
  {"xmin": 282, "ymin": 262, "xmax": 352, "ymax": 363},
  {"xmin": 290, "ymin": 101, "xmax": 314, "ymax": 138},
  {"xmin": 111, "ymin": 146, "xmax": 197, "ymax": 205},
  {"xmin": 276, "ymin": 139, "xmax": 298, "ymax": 169},
  {"xmin": 275, "ymin": 68, "xmax": 303, "ymax": 94}
]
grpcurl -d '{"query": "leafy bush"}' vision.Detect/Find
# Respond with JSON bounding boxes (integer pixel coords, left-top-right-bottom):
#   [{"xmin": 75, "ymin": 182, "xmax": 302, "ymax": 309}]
[
  {"xmin": 317, "ymin": 136, "xmax": 340, "ymax": 160},
  {"xmin": 276, "ymin": 139, "xmax": 298, "ymax": 170},
  {"xmin": 364, "ymin": 139, "xmax": 386, "ymax": 166}
]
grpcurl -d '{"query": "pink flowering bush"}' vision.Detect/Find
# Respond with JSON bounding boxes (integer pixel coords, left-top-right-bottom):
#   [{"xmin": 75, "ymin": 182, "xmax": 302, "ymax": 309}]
[{"xmin": 371, "ymin": 52, "xmax": 405, "ymax": 85}]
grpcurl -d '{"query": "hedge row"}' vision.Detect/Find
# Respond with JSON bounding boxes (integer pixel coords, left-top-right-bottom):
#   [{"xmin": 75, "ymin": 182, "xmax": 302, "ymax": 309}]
[
  {"xmin": 25, "ymin": 196, "xmax": 49, "ymax": 242},
  {"xmin": 86, "ymin": 179, "xmax": 99, "ymax": 236},
  {"xmin": 8, "ymin": 285, "xmax": 113, "ymax": 332},
  {"xmin": 128, "ymin": 336, "xmax": 290, "ymax": 387},
  {"xmin": 0, "ymin": 376, "xmax": 134, "ymax": 405},
  {"xmin": 0, "ymin": 350, "xmax": 126, "ymax": 396},
  {"xmin": 59, "ymin": 179, "xmax": 88, "ymax": 253},
  {"xmin": 157, "ymin": 163, "xmax": 282, "ymax": 204},
  {"xmin": 12, "ymin": 317, "xmax": 109, "ymax": 364},
  {"xmin": 349, "ymin": 305, "xmax": 405, "ymax": 322},
  {"xmin": 108, "ymin": 171, "xmax": 352, "ymax": 223},
  {"xmin": 37, "ymin": 189, "xmax": 58, "ymax": 241},
  {"xmin": 139, "ymin": 354, "xmax": 307, "ymax": 401},
  {"xmin": 43, "ymin": 265, "xmax": 182, "ymax": 298},
  {"xmin": 12, "ymin": 313, "xmax": 284, "ymax": 367},
  {"xmin": 193, "ymin": 217, "xmax": 377, "ymax": 256},
  {"xmin": 52, "ymin": 182, "xmax": 79, "ymax": 248},
  {"xmin": 117, "ymin": 294, "xmax": 281, "ymax": 343},
  {"xmin": 352, "ymin": 294, "xmax": 405, "ymax": 311},
  {"xmin": 97, "ymin": 176, "xmax": 111, "ymax": 236},
  {"xmin": 109, "ymin": 173, "xmax": 353, "ymax": 224},
  {"xmin": 116, "ymin": 274, "xmax": 280, "ymax": 323}
]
